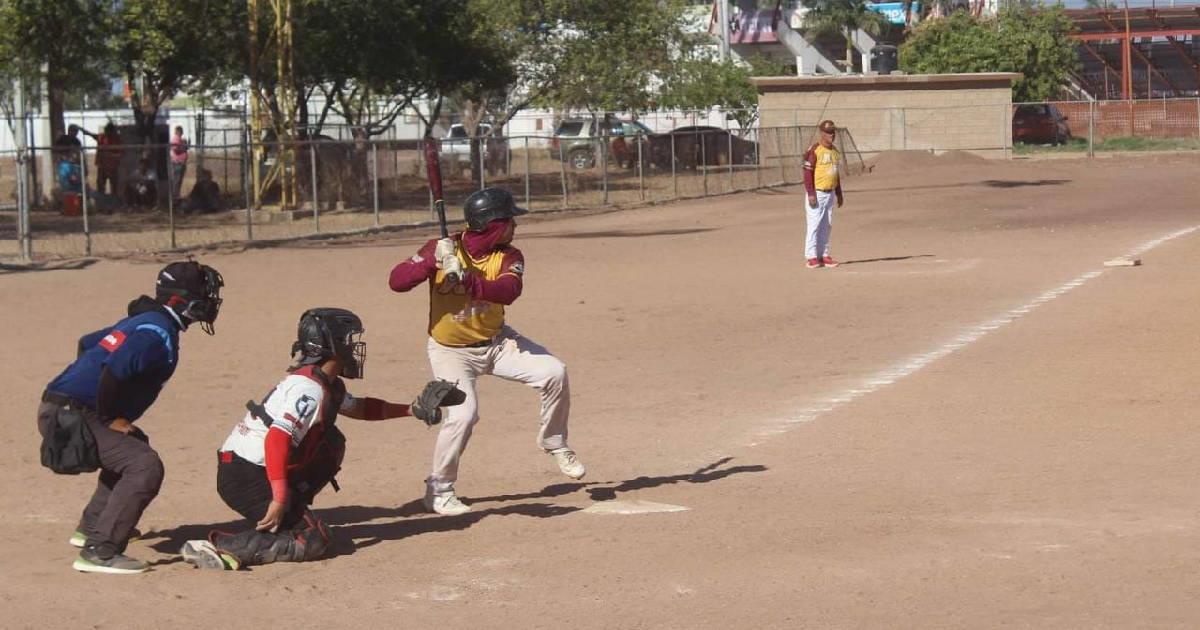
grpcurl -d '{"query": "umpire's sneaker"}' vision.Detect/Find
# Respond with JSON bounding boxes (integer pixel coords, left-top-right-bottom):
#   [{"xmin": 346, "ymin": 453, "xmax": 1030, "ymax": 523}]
[
  {"xmin": 424, "ymin": 484, "xmax": 471, "ymax": 516},
  {"xmin": 70, "ymin": 527, "xmax": 141, "ymax": 548},
  {"xmin": 181, "ymin": 540, "xmax": 234, "ymax": 570},
  {"xmin": 551, "ymin": 448, "xmax": 586, "ymax": 480},
  {"xmin": 73, "ymin": 545, "xmax": 149, "ymax": 575}
]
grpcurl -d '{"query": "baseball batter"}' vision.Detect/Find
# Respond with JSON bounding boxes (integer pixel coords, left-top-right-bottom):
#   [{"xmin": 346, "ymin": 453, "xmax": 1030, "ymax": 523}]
[
  {"xmin": 803, "ymin": 119, "xmax": 845, "ymax": 269},
  {"xmin": 180, "ymin": 308, "xmax": 463, "ymax": 570},
  {"xmin": 389, "ymin": 187, "xmax": 584, "ymax": 516}
]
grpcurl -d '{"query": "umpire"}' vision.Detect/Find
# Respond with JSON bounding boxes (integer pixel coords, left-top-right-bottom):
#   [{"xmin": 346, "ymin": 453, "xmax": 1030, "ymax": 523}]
[{"xmin": 37, "ymin": 260, "xmax": 224, "ymax": 574}]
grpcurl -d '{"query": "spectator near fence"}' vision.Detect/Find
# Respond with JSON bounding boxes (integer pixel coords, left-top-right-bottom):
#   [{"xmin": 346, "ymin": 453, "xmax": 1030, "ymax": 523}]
[
  {"xmin": 182, "ymin": 169, "xmax": 222, "ymax": 214},
  {"xmin": 95, "ymin": 123, "xmax": 123, "ymax": 196},
  {"xmin": 170, "ymin": 126, "xmax": 189, "ymax": 202}
]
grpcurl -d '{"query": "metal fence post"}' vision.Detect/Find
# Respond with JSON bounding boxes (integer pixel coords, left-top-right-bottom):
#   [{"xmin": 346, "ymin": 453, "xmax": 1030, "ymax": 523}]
[
  {"xmin": 1195, "ymin": 97, "xmax": 1200, "ymax": 139},
  {"xmin": 601, "ymin": 134, "xmax": 609, "ymax": 205},
  {"xmin": 671, "ymin": 133, "xmax": 677, "ymax": 199},
  {"xmin": 14, "ymin": 78, "xmax": 31, "ymax": 261},
  {"xmin": 371, "ymin": 140, "xmax": 380, "ymax": 228},
  {"xmin": 1088, "ymin": 99, "xmax": 1096, "ymax": 158},
  {"xmin": 523, "ymin": 136, "xmax": 531, "ymax": 208},
  {"xmin": 701, "ymin": 130, "xmax": 708, "ymax": 196},
  {"xmin": 244, "ymin": 133, "xmax": 253, "ymax": 241},
  {"xmin": 310, "ymin": 140, "xmax": 320, "ymax": 233},
  {"xmin": 778, "ymin": 128, "xmax": 785, "ymax": 185},
  {"xmin": 727, "ymin": 127, "xmax": 734, "ymax": 191},
  {"xmin": 901, "ymin": 108, "xmax": 908, "ymax": 150},
  {"xmin": 167, "ymin": 147, "xmax": 177, "ymax": 249},
  {"xmin": 755, "ymin": 128, "xmax": 762, "ymax": 190},
  {"xmin": 79, "ymin": 147, "xmax": 92, "ymax": 256},
  {"xmin": 479, "ymin": 136, "xmax": 486, "ymax": 189},
  {"xmin": 558, "ymin": 141, "xmax": 568, "ymax": 208},
  {"xmin": 637, "ymin": 132, "xmax": 645, "ymax": 201}
]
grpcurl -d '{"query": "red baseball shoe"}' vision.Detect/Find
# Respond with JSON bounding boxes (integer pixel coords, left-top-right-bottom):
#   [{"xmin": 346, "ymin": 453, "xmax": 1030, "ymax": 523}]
[
  {"xmin": 806, "ymin": 258, "xmax": 822, "ymax": 269},
  {"xmin": 821, "ymin": 256, "xmax": 839, "ymax": 268}
]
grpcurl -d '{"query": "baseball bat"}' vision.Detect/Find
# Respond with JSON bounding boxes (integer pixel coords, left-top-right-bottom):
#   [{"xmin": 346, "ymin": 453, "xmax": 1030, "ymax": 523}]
[{"xmin": 423, "ymin": 138, "xmax": 458, "ymax": 283}]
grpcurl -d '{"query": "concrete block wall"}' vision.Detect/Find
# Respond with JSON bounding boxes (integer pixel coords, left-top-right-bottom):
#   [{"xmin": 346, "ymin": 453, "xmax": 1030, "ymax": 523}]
[{"xmin": 754, "ymin": 74, "xmax": 1020, "ymax": 158}]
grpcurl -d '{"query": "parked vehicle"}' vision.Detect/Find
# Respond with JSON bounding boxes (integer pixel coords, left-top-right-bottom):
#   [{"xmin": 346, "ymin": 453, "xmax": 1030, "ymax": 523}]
[
  {"xmin": 1012, "ymin": 104, "xmax": 1071, "ymax": 145},
  {"xmin": 647, "ymin": 126, "xmax": 758, "ymax": 170},
  {"xmin": 443, "ymin": 123, "xmax": 510, "ymax": 175},
  {"xmin": 549, "ymin": 117, "xmax": 654, "ymax": 170}
]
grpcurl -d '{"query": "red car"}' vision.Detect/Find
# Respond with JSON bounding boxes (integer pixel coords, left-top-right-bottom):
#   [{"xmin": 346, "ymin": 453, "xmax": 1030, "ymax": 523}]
[{"xmin": 1013, "ymin": 104, "xmax": 1072, "ymax": 145}]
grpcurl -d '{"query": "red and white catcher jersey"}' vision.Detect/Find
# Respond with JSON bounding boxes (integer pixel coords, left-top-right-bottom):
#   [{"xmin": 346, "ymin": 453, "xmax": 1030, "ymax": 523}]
[{"xmin": 220, "ymin": 373, "xmax": 355, "ymax": 466}]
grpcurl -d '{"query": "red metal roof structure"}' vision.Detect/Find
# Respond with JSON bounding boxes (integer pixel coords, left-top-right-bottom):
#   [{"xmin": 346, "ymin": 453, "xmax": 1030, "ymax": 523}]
[{"xmin": 1067, "ymin": 6, "xmax": 1200, "ymax": 99}]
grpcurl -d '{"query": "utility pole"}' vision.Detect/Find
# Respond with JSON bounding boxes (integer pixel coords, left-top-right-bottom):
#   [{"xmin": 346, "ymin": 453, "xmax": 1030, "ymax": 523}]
[{"xmin": 718, "ymin": 1, "xmax": 731, "ymax": 62}]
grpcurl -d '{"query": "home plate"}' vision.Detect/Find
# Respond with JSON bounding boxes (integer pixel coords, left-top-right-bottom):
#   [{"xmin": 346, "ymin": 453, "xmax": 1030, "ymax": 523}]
[{"xmin": 582, "ymin": 500, "xmax": 690, "ymax": 515}]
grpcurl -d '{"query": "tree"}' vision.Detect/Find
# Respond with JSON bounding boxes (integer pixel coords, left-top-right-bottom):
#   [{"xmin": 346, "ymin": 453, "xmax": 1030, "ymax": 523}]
[
  {"xmin": 659, "ymin": 54, "xmax": 793, "ymax": 132},
  {"xmin": 800, "ymin": 0, "xmax": 889, "ymax": 72},
  {"xmin": 0, "ymin": 0, "xmax": 112, "ymax": 141},
  {"xmin": 110, "ymin": 0, "xmax": 245, "ymax": 140},
  {"xmin": 899, "ymin": 5, "xmax": 1078, "ymax": 102}
]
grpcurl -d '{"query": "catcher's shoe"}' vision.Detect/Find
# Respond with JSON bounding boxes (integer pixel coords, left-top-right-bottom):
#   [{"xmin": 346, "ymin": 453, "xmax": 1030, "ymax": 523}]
[
  {"xmin": 424, "ymin": 483, "xmax": 471, "ymax": 516},
  {"xmin": 73, "ymin": 546, "xmax": 149, "ymax": 575},
  {"xmin": 551, "ymin": 448, "xmax": 586, "ymax": 480},
  {"xmin": 70, "ymin": 528, "xmax": 141, "ymax": 548},
  {"xmin": 181, "ymin": 540, "xmax": 235, "ymax": 570}
]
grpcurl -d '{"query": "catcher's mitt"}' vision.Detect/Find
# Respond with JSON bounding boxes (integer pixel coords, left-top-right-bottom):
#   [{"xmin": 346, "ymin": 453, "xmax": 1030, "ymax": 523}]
[{"xmin": 410, "ymin": 379, "xmax": 466, "ymax": 426}]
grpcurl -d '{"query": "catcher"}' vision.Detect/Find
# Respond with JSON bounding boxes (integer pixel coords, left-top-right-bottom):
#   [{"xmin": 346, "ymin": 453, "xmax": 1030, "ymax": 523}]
[{"xmin": 180, "ymin": 308, "xmax": 464, "ymax": 570}]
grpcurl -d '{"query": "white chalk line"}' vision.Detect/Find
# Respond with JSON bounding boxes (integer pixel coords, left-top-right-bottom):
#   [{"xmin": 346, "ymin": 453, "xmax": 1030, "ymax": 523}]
[{"xmin": 747, "ymin": 225, "xmax": 1200, "ymax": 446}]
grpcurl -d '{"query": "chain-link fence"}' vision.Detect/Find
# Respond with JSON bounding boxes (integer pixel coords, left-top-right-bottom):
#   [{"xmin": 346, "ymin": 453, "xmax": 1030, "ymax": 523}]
[
  {"xmin": 1, "ymin": 124, "xmax": 841, "ymax": 260},
  {"xmin": 1015, "ymin": 98, "xmax": 1200, "ymax": 155}
]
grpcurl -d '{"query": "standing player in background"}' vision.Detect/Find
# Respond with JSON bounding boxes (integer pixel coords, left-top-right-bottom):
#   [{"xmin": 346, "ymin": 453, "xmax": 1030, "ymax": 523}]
[
  {"xmin": 180, "ymin": 308, "xmax": 463, "ymax": 570},
  {"xmin": 389, "ymin": 187, "xmax": 584, "ymax": 516},
  {"xmin": 37, "ymin": 261, "xmax": 224, "ymax": 574},
  {"xmin": 803, "ymin": 119, "xmax": 845, "ymax": 269}
]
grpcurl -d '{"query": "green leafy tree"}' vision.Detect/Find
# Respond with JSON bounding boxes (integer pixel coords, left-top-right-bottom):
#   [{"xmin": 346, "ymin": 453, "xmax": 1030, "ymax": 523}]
[
  {"xmin": 0, "ymin": 0, "xmax": 111, "ymax": 140},
  {"xmin": 110, "ymin": 0, "xmax": 245, "ymax": 139},
  {"xmin": 800, "ymin": 0, "xmax": 889, "ymax": 72},
  {"xmin": 899, "ymin": 5, "xmax": 1078, "ymax": 102},
  {"xmin": 659, "ymin": 54, "xmax": 793, "ymax": 131}
]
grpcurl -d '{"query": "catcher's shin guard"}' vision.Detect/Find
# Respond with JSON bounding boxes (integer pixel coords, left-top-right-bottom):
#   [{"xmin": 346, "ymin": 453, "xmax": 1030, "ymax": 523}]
[{"xmin": 210, "ymin": 511, "xmax": 333, "ymax": 567}]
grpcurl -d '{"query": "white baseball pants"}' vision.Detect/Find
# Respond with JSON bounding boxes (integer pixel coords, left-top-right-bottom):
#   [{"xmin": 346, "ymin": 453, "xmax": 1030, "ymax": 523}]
[
  {"xmin": 425, "ymin": 325, "xmax": 571, "ymax": 493},
  {"xmin": 805, "ymin": 190, "xmax": 835, "ymax": 260}
]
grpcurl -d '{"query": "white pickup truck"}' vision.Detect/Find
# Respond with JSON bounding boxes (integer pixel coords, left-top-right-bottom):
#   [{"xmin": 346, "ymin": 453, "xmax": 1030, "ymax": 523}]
[{"xmin": 441, "ymin": 123, "xmax": 509, "ymax": 176}]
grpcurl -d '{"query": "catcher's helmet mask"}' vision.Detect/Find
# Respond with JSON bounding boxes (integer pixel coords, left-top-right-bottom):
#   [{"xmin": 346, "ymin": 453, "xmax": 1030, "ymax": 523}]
[
  {"xmin": 463, "ymin": 187, "xmax": 528, "ymax": 232},
  {"xmin": 156, "ymin": 261, "xmax": 224, "ymax": 335},
  {"xmin": 292, "ymin": 308, "xmax": 367, "ymax": 379}
]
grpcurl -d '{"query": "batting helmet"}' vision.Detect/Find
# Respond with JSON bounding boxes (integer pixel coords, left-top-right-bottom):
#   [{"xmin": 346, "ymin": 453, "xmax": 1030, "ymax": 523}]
[
  {"xmin": 156, "ymin": 260, "xmax": 224, "ymax": 335},
  {"xmin": 291, "ymin": 308, "xmax": 367, "ymax": 379},
  {"xmin": 463, "ymin": 187, "xmax": 528, "ymax": 232}
]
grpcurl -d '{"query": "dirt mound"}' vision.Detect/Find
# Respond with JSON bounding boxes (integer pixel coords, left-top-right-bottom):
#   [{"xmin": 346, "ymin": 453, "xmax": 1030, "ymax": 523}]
[{"xmin": 865, "ymin": 149, "xmax": 991, "ymax": 176}]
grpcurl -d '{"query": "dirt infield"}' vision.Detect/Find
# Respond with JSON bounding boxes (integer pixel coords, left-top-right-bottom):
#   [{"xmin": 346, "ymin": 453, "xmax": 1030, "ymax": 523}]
[{"xmin": 4, "ymin": 152, "xmax": 1200, "ymax": 628}]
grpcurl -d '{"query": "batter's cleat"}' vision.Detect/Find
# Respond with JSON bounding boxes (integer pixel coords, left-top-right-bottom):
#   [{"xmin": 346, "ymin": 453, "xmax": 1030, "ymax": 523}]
[
  {"xmin": 424, "ymin": 486, "xmax": 471, "ymax": 516},
  {"xmin": 70, "ymin": 527, "xmax": 141, "ymax": 548},
  {"xmin": 806, "ymin": 258, "xmax": 822, "ymax": 269},
  {"xmin": 551, "ymin": 448, "xmax": 586, "ymax": 480},
  {"xmin": 821, "ymin": 256, "xmax": 839, "ymax": 268},
  {"xmin": 181, "ymin": 540, "xmax": 234, "ymax": 570},
  {"xmin": 72, "ymin": 546, "xmax": 149, "ymax": 575}
]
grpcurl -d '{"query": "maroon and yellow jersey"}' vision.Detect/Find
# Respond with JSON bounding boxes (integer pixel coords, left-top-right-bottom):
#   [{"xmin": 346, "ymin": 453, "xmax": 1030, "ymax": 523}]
[
  {"xmin": 803, "ymin": 143, "xmax": 841, "ymax": 192},
  {"xmin": 429, "ymin": 245, "xmax": 523, "ymax": 346},
  {"xmin": 388, "ymin": 235, "xmax": 525, "ymax": 347}
]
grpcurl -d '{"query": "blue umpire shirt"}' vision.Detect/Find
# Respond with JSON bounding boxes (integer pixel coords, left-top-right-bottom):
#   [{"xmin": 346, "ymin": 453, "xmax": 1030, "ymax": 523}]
[{"xmin": 45, "ymin": 306, "xmax": 181, "ymax": 422}]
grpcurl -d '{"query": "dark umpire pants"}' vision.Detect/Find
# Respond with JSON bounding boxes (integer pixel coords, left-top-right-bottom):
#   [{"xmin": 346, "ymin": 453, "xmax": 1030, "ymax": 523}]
[{"xmin": 37, "ymin": 401, "xmax": 164, "ymax": 556}]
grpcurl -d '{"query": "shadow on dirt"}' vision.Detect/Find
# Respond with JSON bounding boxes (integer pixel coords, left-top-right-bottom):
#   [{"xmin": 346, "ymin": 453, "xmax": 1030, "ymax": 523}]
[
  {"xmin": 0, "ymin": 259, "xmax": 98, "ymax": 274},
  {"xmin": 981, "ymin": 179, "xmax": 1069, "ymax": 188},
  {"xmin": 140, "ymin": 456, "xmax": 765, "ymax": 567},
  {"xmin": 838, "ymin": 254, "xmax": 936, "ymax": 266},
  {"xmin": 528, "ymin": 227, "xmax": 716, "ymax": 240}
]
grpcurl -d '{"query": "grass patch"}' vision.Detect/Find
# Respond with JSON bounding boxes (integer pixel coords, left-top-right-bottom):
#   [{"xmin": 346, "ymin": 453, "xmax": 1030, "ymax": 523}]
[{"xmin": 1015, "ymin": 136, "xmax": 1200, "ymax": 155}]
